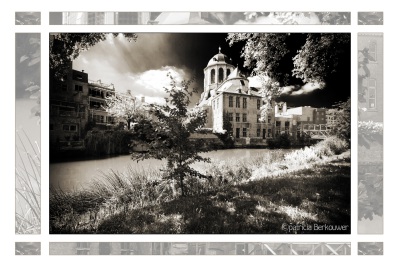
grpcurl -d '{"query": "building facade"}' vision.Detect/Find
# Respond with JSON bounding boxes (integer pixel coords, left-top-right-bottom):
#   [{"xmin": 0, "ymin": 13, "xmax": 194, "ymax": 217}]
[
  {"xmin": 88, "ymin": 80, "xmax": 116, "ymax": 126},
  {"xmin": 197, "ymin": 48, "xmax": 274, "ymax": 144},
  {"xmin": 50, "ymin": 65, "xmax": 89, "ymax": 149},
  {"xmin": 197, "ymin": 48, "xmax": 335, "ymax": 143},
  {"xmin": 358, "ymin": 33, "xmax": 383, "ymax": 122}
]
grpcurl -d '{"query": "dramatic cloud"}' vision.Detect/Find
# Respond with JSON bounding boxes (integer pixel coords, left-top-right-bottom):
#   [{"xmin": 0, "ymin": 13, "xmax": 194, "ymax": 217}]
[
  {"xmin": 71, "ymin": 33, "xmax": 349, "ymax": 108},
  {"xmin": 281, "ymin": 82, "xmax": 323, "ymax": 96}
]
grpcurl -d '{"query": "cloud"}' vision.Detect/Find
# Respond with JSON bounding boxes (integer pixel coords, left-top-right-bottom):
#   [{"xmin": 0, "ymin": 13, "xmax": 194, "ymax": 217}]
[
  {"xmin": 130, "ymin": 66, "xmax": 187, "ymax": 95},
  {"xmin": 281, "ymin": 82, "xmax": 323, "ymax": 96}
]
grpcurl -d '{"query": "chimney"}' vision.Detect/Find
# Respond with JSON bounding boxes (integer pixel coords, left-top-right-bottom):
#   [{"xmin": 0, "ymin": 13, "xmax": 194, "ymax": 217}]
[
  {"xmin": 275, "ymin": 103, "xmax": 278, "ymax": 114},
  {"xmin": 283, "ymin": 102, "xmax": 287, "ymax": 113}
]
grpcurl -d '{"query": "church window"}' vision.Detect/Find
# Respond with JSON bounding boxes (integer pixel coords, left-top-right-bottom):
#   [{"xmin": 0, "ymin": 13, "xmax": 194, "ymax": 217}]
[
  {"xmin": 236, "ymin": 97, "xmax": 240, "ymax": 108},
  {"xmin": 243, "ymin": 98, "xmax": 247, "ymax": 109},
  {"xmin": 218, "ymin": 68, "xmax": 224, "ymax": 83},
  {"xmin": 211, "ymin": 69, "xmax": 215, "ymax": 84}
]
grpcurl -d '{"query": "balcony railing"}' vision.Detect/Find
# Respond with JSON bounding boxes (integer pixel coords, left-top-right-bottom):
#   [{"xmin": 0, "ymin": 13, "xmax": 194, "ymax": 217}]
[{"xmin": 51, "ymin": 110, "xmax": 86, "ymax": 118}]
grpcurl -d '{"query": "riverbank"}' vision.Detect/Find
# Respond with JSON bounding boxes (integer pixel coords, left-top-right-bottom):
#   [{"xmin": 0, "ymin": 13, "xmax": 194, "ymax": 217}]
[{"xmin": 50, "ymin": 137, "xmax": 350, "ymax": 234}]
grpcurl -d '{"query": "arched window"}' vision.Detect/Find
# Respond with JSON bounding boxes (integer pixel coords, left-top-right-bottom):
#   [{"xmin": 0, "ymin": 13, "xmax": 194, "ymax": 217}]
[
  {"xmin": 227, "ymin": 68, "xmax": 231, "ymax": 77},
  {"xmin": 210, "ymin": 69, "xmax": 215, "ymax": 84},
  {"xmin": 218, "ymin": 68, "xmax": 224, "ymax": 83}
]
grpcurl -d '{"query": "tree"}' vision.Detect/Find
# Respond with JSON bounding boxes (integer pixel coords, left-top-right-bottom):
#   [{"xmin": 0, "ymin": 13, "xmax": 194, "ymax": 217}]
[
  {"xmin": 105, "ymin": 91, "xmax": 145, "ymax": 130},
  {"xmin": 330, "ymin": 98, "xmax": 351, "ymax": 144},
  {"xmin": 227, "ymin": 33, "xmax": 350, "ymax": 88},
  {"xmin": 292, "ymin": 33, "xmax": 350, "ymax": 85},
  {"xmin": 50, "ymin": 33, "xmax": 137, "ymax": 78},
  {"xmin": 133, "ymin": 74, "xmax": 210, "ymax": 197}
]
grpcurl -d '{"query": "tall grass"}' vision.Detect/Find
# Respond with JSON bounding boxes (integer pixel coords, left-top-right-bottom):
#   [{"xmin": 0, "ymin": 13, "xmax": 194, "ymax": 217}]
[
  {"xmin": 50, "ymin": 136, "xmax": 350, "ymax": 233},
  {"xmin": 207, "ymin": 136, "xmax": 349, "ymax": 182},
  {"xmin": 15, "ymin": 130, "xmax": 41, "ymax": 234}
]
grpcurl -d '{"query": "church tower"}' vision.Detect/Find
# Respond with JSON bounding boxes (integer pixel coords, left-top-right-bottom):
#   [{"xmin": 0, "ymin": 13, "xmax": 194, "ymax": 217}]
[{"xmin": 201, "ymin": 47, "xmax": 235, "ymax": 103}]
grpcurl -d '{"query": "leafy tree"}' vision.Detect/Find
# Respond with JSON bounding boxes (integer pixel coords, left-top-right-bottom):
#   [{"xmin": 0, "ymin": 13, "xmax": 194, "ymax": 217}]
[
  {"xmin": 292, "ymin": 33, "xmax": 350, "ymax": 85},
  {"xmin": 50, "ymin": 33, "xmax": 137, "ymax": 78},
  {"xmin": 227, "ymin": 33, "xmax": 349, "ymax": 88},
  {"xmin": 133, "ymin": 74, "xmax": 210, "ymax": 197},
  {"xmin": 330, "ymin": 98, "xmax": 351, "ymax": 144},
  {"xmin": 105, "ymin": 90, "xmax": 145, "ymax": 130}
]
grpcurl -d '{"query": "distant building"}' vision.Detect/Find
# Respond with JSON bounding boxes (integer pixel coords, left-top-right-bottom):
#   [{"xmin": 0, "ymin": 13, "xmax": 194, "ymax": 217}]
[
  {"xmin": 88, "ymin": 80, "xmax": 116, "ymax": 126},
  {"xmin": 50, "ymin": 64, "xmax": 89, "ymax": 150},
  {"xmin": 50, "ymin": 63, "xmax": 119, "ymax": 150}
]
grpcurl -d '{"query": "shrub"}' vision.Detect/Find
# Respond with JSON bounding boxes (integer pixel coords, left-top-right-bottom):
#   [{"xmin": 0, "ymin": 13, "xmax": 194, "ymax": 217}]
[{"xmin": 267, "ymin": 133, "xmax": 292, "ymax": 148}]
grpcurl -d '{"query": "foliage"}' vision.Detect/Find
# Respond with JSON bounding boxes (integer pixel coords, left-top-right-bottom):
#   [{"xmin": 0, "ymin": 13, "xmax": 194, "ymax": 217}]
[
  {"xmin": 15, "ymin": 130, "xmax": 41, "ymax": 234},
  {"xmin": 227, "ymin": 33, "xmax": 304, "ymax": 87},
  {"xmin": 214, "ymin": 112, "xmax": 234, "ymax": 147},
  {"xmin": 267, "ymin": 133, "xmax": 292, "ymax": 149},
  {"xmin": 329, "ymin": 98, "xmax": 351, "ymax": 143},
  {"xmin": 292, "ymin": 34, "xmax": 350, "ymax": 85},
  {"xmin": 50, "ymin": 33, "xmax": 137, "ymax": 78},
  {"xmin": 133, "ymin": 74, "xmax": 210, "ymax": 196},
  {"xmin": 15, "ymin": 12, "xmax": 41, "ymax": 25},
  {"xmin": 50, "ymin": 162, "xmax": 350, "ymax": 234},
  {"xmin": 15, "ymin": 242, "xmax": 41, "ymax": 255},
  {"xmin": 241, "ymin": 12, "xmax": 350, "ymax": 25},
  {"xmin": 84, "ymin": 130, "xmax": 135, "ymax": 156},
  {"xmin": 358, "ymin": 163, "xmax": 383, "ymax": 221},
  {"xmin": 104, "ymin": 90, "xmax": 145, "ymax": 130},
  {"xmin": 16, "ymin": 33, "xmax": 41, "ymax": 122},
  {"xmin": 358, "ymin": 12, "xmax": 384, "ymax": 25},
  {"xmin": 358, "ymin": 121, "xmax": 383, "ymax": 147},
  {"xmin": 358, "ymin": 47, "xmax": 374, "ymax": 103},
  {"xmin": 227, "ymin": 33, "xmax": 350, "ymax": 97}
]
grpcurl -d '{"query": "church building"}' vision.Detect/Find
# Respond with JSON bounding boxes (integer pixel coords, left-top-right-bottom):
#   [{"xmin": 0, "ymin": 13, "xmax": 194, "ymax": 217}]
[{"xmin": 197, "ymin": 48, "xmax": 275, "ymax": 144}]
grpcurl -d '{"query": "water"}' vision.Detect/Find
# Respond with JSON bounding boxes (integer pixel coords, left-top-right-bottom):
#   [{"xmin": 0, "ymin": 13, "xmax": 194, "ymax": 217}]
[{"xmin": 50, "ymin": 148, "xmax": 292, "ymax": 191}]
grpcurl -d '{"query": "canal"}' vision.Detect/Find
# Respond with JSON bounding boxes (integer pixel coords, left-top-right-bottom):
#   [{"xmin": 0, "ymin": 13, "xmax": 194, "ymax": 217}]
[{"xmin": 50, "ymin": 148, "xmax": 293, "ymax": 191}]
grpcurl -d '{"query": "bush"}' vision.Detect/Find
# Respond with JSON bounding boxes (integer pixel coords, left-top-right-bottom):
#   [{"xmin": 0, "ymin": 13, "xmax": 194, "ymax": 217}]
[
  {"xmin": 315, "ymin": 136, "xmax": 348, "ymax": 157},
  {"xmin": 267, "ymin": 133, "xmax": 292, "ymax": 148}
]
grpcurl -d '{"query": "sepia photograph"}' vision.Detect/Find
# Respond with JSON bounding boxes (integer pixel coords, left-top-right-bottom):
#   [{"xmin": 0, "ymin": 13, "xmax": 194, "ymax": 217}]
[{"xmin": 48, "ymin": 32, "xmax": 351, "ymax": 234}]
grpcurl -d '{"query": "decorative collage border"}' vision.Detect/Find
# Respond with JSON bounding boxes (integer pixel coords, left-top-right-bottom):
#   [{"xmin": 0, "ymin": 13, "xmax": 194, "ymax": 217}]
[{"xmin": 11, "ymin": 7, "xmax": 386, "ymax": 260}]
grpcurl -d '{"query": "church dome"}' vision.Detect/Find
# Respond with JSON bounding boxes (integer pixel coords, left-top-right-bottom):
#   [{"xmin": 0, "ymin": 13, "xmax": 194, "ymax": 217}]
[{"xmin": 206, "ymin": 47, "xmax": 233, "ymax": 67}]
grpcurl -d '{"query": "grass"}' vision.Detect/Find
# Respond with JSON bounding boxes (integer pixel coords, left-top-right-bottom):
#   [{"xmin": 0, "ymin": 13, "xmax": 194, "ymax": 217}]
[
  {"xmin": 15, "ymin": 130, "xmax": 41, "ymax": 234},
  {"xmin": 50, "ymin": 137, "xmax": 350, "ymax": 234}
]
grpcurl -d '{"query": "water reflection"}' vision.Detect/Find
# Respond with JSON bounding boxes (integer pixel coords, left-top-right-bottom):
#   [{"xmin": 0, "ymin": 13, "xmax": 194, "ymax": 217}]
[{"xmin": 50, "ymin": 148, "xmax": 289, "ymax": 191}]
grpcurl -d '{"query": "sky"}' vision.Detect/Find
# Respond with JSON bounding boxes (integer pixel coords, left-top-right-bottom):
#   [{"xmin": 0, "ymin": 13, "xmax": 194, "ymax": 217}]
[{"xmin": 73, "ymin": 33, "xmax": 350, "ymax": 108}]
